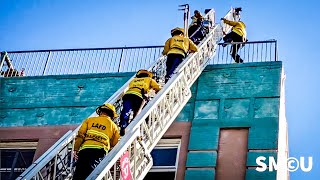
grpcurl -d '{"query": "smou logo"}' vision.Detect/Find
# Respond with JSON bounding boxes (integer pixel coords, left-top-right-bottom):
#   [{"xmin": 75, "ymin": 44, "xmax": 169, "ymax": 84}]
[{"xmin": 256, "ymin": 156, "xmax": 313, "ymax": 172}]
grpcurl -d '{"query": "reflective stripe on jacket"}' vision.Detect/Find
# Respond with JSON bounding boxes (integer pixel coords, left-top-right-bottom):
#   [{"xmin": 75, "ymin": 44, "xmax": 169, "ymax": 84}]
[
  {"xmin": 162, "ymin": 35, "xmax": 199, "ymax": 57},
  {"xmin": 74, "ymin": 115, "xmax": 120, "ymax": 152},
  {"xmin": 125, "ymin": 77, "xmax": 161, "ymax": 98}
]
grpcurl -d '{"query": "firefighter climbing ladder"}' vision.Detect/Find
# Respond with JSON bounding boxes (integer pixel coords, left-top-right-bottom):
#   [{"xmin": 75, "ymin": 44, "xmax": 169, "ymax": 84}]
[{"xmin": 17, "ymin": 7, "xmax": 239, "ymax": 180}]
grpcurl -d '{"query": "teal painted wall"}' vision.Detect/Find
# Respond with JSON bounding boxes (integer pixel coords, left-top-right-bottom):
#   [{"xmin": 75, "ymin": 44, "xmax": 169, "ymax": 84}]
[
  {"xmin": 184, "ymin": 61, "xmax": 282, "ymax": 180},
  {"xmin": 0, "ymin": 62, "xmax": 282, "ymax": 179},
  {"xmin": 0, "ymin": 73, "xmax": 133, "ymax": 126}
]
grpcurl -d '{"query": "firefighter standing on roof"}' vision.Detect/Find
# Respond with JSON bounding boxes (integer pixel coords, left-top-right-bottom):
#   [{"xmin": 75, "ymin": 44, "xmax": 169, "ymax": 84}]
[
  {"xmin": 119, "ymin": 69, "xmax": 161, "ymax": 136},
  {"xmin": 162, "ymin": 27, "xmax": 198, "ymax": 82},
  {"xmin": 73, "ymin": 103, "xmax": 120, "ymax": 180},
  {"xmin": 221, "ymin": 8, "xmax": 247, "ymax": 63}
]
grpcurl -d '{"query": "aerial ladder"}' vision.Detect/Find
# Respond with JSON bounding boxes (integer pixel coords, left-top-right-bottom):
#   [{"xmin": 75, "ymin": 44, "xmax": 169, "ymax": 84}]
[{"xmin": 17, "ymin": 7, "xmax": 240, "ymax": 180}]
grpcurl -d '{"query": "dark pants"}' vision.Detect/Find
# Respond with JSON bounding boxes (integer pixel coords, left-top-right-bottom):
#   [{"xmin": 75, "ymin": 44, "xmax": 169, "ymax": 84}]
[
  {"xmin": 223, "ymin": 31, "xmax": 244, "ymax": 63},
  {"xmin": 189, "ymin": 26, "xmax": 206, "ymax": 44},
  {"xmin": 188, "ymin": 24, "xmax": 200, "ymax": 37},
  {"xmin": 73, "ymin": 148, "xmax": 106, "ymax": 180},
  {"xmin": 120, "ymin": 94, "xmax": 143, "ymax": 134},
  {"xmin": 165, "ymin": 54, "xmax": 185, "ymax": 82}
]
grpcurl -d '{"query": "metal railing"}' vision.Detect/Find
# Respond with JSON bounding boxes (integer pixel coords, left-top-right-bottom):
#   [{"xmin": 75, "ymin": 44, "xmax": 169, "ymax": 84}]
[
  {"xmin": 88, "ymin": 8, "xmax": 220, "ymax": 180},
  {"xmin": 209, "ymin": 40, "xmax": 278, "ymax": 64},
  {"xmin": 0, "ymin": 46, "xmax": 163, "ymax": 77},
  {"xmin": 16, "ymin": 7, "xmax": 279, "ymax": 180},
  {"xmin": 16, "ymin": 8, "xmax": 220, "ymax": 180},
  {"xmin": 17, "ymin": 130, "xmax": 75, "ymax": 180},
  {"xmin": 0, "ymin": 40, "xmax": 277, "ymax": 78},
  {"xmin": 1, "ymin": 8, "xmax": 277, "ymax": 79},
  {"xmin": 0, "ymin": 9, "xmax": 276, "ymax": 79}
]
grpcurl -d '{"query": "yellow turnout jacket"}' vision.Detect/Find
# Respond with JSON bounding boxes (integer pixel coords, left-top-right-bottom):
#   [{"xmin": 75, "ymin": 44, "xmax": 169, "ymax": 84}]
[
  {"xmin": 74, "ymin": 115, "xmax": 120, "ymax": 152},
  {"xmin": 162, "ymin": 35, "xmax": 198, "ymax": 57},
  {"xmin": 223, "ymin": 19, "xmax": 247, "ymax": 40},
  {"xmin": 125, "ymin": 77, "xmax": 161, "ymax": 99}
]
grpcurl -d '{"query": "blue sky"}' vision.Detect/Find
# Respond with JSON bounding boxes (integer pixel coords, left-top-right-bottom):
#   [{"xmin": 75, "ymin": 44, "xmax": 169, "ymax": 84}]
[{"xmin": 1, "ymin": 0, "xmax": 319, "ymax": 179}]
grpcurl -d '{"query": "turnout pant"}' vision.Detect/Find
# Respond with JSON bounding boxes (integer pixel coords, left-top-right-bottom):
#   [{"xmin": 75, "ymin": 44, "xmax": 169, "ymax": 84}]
[
  {"xmin": 73, "ymin": 148, "xmax": 106, "ymax": 180},
  {"xmin": 165, "ymin": 53, "xmax": 185, "ymax": 82},
  {"xmin": 223, "ymin": 31, "xmax": 244, "ymax": 63},
  {"xmin": 188, "ymin": 24, "xmax": 200, "ymax": 37},
  {"xmin": 120, "ymin": 94, "xmax": 144, "ymax": 135},
  {"xmin": 189, "ymin": 26, "xmax": 206, "ymax": 44}
]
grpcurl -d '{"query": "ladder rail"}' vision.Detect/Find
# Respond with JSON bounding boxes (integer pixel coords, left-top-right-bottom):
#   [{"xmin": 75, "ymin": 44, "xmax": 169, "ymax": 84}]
[
  {"xmin": 17, "ymin": 130, "xmax": 73, "ymax": 179},
  {"xmin": 18, "ymin": 7, "xmax": 238, "ymax": 180},
  {"xmin": 88, "ymin": 70, "xmax": 192, "ymax": 180},
  {"xmin": 88, "ymin": 9, "xmax": 230, "ymax": 180},
  {"xmin": 88, "ymin": 130, "xmax": 151, "ymax": 180},
  {"xmin": 221, "ymin": 7, "xmax": 238, "ymax": 34}
]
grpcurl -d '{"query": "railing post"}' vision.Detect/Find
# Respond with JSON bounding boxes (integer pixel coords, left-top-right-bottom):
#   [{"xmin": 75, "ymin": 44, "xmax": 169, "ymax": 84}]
[
  {"xmin": 118, "ymin": 48, "xmax": 124, "ymax": 72},
  {"xmin": 179, "ymin": 4, "xmax": 190, "ymax": 38},
  {"xmin": 0, "ymin": 52, "xmax": 6, "ymax": 71},
  {"xmin": 275, "ymin": 40, "xmax": 278, "ymax": 61},
  {"xmin": 42, "ymin": 51, "xmax": 51, "ymax": 75}
]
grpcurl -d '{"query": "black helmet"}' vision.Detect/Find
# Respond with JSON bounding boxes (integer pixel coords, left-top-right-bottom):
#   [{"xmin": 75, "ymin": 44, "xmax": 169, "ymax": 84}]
[{"xmin": 234, "ymin": 7, "xmax": 242, "ymax": 15}]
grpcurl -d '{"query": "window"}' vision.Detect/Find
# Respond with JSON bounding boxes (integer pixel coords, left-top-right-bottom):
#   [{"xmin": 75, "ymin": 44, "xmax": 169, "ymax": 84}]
[
  {"xmin": 0, "ymin": 142, "xmax": 37, "ymax": 180},
  {"xmin": 144, "ymin": 139, "xmax": 180, "ymax": 180}
]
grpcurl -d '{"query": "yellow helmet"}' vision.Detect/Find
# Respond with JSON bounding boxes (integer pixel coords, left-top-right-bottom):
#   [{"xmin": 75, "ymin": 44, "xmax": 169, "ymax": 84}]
[
  {"xmin": 96, "ymin": 103, "xmax": 118, "ymax": 118},
  {"xmin": 171, "ymin": 27, "xmax": 184, "ymax": 36},
  {"xmin": 136, "ymin": 69, "xmax": 153, "ymax": 78}
]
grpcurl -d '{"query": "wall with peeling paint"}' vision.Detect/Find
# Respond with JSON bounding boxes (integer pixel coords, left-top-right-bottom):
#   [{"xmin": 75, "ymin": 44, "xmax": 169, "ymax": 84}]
[
  {"xmin": 0, "ymin": 72, "xmax": 133, "ymax": 126},
  {"xmin": 0, "ymin": 61, "xmax": 285, "ymax": 180},
  {"xmin": 185, "ymin": 61, "xmax": 283, "ymax": 180}
]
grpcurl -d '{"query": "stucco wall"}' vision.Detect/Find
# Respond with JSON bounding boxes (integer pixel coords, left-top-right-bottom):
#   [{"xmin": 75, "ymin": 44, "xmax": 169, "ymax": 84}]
[
  {"xmin": 0, "ymin": 72, "xmax": 133, "ymax": 126},
  {"xmin": 185, "ymin": 62, "xmax": 282, "ymax": 180},
  {"xmin": 0, "ymin": 62, "xmax": 285, "ymax": 179}
]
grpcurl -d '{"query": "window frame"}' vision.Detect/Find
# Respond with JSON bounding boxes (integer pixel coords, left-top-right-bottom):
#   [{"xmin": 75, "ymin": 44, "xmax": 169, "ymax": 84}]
[
  {"xmin": 148, "ymin": 139, "xmax": 181, "ymax": 175},
  {"xmin": 0, "ymin": 141, "xmax": 38, "ymax": 179}
]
